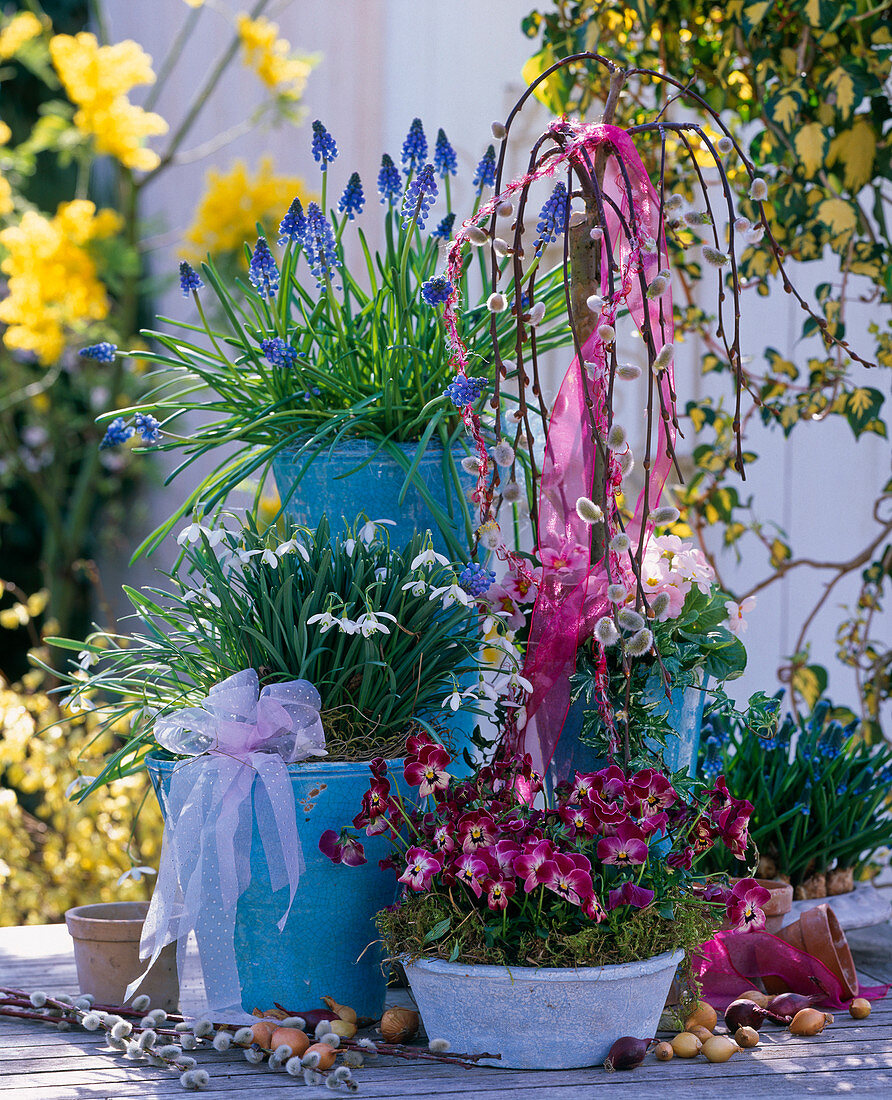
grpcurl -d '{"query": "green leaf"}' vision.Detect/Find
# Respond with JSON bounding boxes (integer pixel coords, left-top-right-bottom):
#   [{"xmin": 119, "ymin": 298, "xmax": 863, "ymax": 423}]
[{"xmin": 422, "ymin": 917, "xmax": 451, "ymax": 944}]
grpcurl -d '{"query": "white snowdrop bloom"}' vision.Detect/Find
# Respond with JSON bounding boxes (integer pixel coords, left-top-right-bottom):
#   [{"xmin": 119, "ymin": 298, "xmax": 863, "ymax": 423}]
[
  {"xmin": 306, "ymin": 611, "xmax": 340, "ymax": 633},
  {"xmin": 65, "ymin": 775, "xmax": 95, "ymax": 799},
  {"xmin": 358, "ymin": 518, "xmax": 396, "ymax": 545},
  {"xmin": 77, "ymin": 649, "xmax": 97, "ymax": 669},
  {"xmin": 411, "ymin": 548, "xmax": 450, "ymax": 570},
  {"xmin": 433, "ymin": 584, "xmax": 474, "ymax": 609},
  {"xmin": 116, "ymin": 866, "xmax": 156, "ymax": 886},
  {"xmin": 355, "ymin": 612, "xmax": 397, "ymax": 637},
  {"xmin": 343, "ymin": 538, "xmax": 357, "ymax": 555},
  {"xmin": 402, "ymin": 578, "xmax": 428, "ymax": 597},
  {"xmin": 259, "ymin": 547, "xmax": 279, "ymax": 568}
]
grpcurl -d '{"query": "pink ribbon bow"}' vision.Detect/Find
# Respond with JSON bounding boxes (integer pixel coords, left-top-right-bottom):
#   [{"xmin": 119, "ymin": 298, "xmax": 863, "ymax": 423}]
[{"xmin": 126, "ymin": 669, "xmax": 326, "ymax": 1019}]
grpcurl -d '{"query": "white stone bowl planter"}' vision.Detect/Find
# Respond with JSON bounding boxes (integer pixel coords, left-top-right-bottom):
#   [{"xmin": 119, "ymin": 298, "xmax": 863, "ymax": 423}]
[{"xmin": 403, "ymin": 947, "xmax": 684, "ymax": 1069}]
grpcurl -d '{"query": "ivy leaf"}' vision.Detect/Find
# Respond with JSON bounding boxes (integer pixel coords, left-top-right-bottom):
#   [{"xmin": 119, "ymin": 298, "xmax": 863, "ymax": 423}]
[
  {"xmin": 826, "ymin": 66, "xmax": 858, "ymax": 119},
  {"xmin": 842, "ymin": 386, "xmax": 885, "ymax": 438},
  {"xmin": 521, "ymin": 46, "xmax": 573, "ymax": 115},
  {"xmin": 816, "ymin": 197, "xmax": 858, "ymax": 245},
  {"xmin": 794, "ymin": 122, "xmax": 828, "ymax": 179},
  {"xmin": 764, "ymin": 82, "xmax": 805, "ymax": 132},
  {"xmin": 741, "ymin": 1, "xmax": 773, "ymax": 37},
  {"xmin": 827, "ymin": 118, "xmax": 877, "ymax": 193},
  {"xmin": 770, "ymin": 538, "xmax": 792, "ymax": 568},
  {"xmin": 792, "ymin": 663, "xmax": 828, "ymax": 709}
]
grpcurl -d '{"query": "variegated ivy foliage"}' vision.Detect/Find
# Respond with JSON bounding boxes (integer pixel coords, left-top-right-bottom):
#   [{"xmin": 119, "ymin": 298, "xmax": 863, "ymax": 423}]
[{"xmin": 522, "ymin": 0, "xmax": 891, "ymax": 731}]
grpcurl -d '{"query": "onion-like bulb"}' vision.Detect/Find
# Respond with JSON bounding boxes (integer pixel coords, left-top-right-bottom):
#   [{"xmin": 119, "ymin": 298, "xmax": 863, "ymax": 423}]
[{"xmin": 604, "ymin": 1036, "xmax": 652, "ymax": 1071}]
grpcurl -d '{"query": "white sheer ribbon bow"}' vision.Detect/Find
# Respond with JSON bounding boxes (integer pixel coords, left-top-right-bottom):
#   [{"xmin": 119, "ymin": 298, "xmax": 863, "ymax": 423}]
[{"xmin": 126, "ymin": 669, "xmax": 326, "ymax": 1019}]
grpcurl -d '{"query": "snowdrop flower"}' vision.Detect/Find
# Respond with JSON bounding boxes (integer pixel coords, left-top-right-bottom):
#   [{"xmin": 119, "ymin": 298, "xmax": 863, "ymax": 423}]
[
  {"xmin": 274, "ymin": 538, "xmax": 310, "ymax": 561},
  {"xmin": 432, "ymin": 584, "xmax": 474, "ymax": 609},
  {"xmin": 77, "ymin": 649, "xmax": 97, "ymax": 669},
  {"xmin": 65, "ymin": 775, "xmax": 95, "ymax": 799},
  {"xmin": 358, "ymin": 518, "xmax": 395, "ymax": 545},
  {"xmin": 508, "ymin": 669, "xmax": 533, "ymax": 693},
  {"xmin": 307, "ymin": 610, "xmax": 340, "ymax": 633},
  {"xmin": 177, "ymin": 522, "xmax": 225, "ymax": 547},
  {"xmin": 411, "ymin": 547, "xmax": 450, "ymax": 570},
  {"xmin": 355, "ymin": 611, "xmax": 397, "ymax": 637},
  {"xmin": 259, "ymin": 547, "xmax": 279, "ymax": 567},
  {"xmin": 117, "ymin": 866, "xmax": 156, "ymax": 886},
  {"xmin": 402, "ymin": 577, "xmax": 428, "ymax": 597}
]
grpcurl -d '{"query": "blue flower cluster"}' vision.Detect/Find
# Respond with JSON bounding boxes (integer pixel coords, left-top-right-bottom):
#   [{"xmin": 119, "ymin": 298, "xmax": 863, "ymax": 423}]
[
  {"xmin": 473, "ymin": 145, "xmax": 496, "ymax": 194},
  {"xmin": 377, "ymin": 154, "xmax": 402, "ymax": 206},
  {"xmin": 536, "ymin": 182, "xmax": 569, "ymax": 251},
  {"xmin": 420, "ymin": 275, "xmax": 453, "ymax": 307},
  {"xmin": 260, "ymin": 337, "xmax": 300, "ymax": 368},
  {"xmin": 434, "ymin": 128, "xmax": 457, "ymax": 178},
  {"xmin": 178, "ymin": 261, "xmax": 203, "ymax": 296},
  {"xmin": 100, "ymin": 417, "xmax": 134, "ymax": 449},
  {"xmin": 79, "ymin": 342, "xmax": 117, "ymax": 363},
  {"xmin": 248, "ymin": 238, "xmax": 280, "ymax": 297},
  {"xmin": 401, "ymin": 164, "xmax": 438, "ymax": 231},
  {"xmin": 401, "ymin": 118, "xmax": 428, "ymax": 174},
  {"xmin": 444, "ymin": 373, "xmax": 487, "ymax": 408},
  {"xmin": 700, "ymin": 735, "xmax": 723, "ymax": 781},
  {"xmin": 302, "ymin": 202, "xmax": 341, "ymax": 288},
  {"xmin": 134, "ymin": 412, "xmax": 161, "ymax": 443},
  {"xmin": 458, "ymin": 561, "xmax": 495, "ymax": 598},
  {"xmin": 311, "ymin": 120, "xmax": 338, "ymax": 169},
  {"xmin": 431, "ymin": 212, "xmax": 455, "ymax": 242},
  {"xmin": 338, "ymin": 172, "xmax": 365, "ymax": 220},
  {"xmin": 278, "ymin": 197, "xmax": 307, "ymax": 244}
]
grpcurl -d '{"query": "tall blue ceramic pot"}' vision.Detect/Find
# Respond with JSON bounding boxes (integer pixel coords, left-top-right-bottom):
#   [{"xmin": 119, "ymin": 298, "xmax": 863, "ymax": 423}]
[
  {"xmin": 271, "ymin": 437, "xmax": 472, "ymax": 561},
  {"xmin": 146, "ymin": 754, "xmax": 400, "ymax": 1017},
  {"xmin": 548, "ymin": 678, "xmax": 708, "ymax": 786}
]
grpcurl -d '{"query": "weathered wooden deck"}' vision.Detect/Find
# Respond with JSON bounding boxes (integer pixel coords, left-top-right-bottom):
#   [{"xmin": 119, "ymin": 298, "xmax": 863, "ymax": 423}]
[{"xmin": 1, "ymin": 921, "xmax": 890, "ymax": 1098}]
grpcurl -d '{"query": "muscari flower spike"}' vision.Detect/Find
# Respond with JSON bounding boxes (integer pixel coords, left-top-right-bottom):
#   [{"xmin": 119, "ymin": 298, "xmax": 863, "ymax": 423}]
[
  {"xmin": 302, "ymin": 202, "xmax": 341, "ymax": 288},
  {"xmin": 260, "ymin": 336, "xmax": 300, "ymax": 368},
  {"xmin": 444, "ymin": 373, "xmax": 487, "ymax": 408},
  {"xmin": 401, "ymin": 117, "xmax": 428, "ymax": 174},
  {"xmin": 178, "ymin": 261, "xmax": 203, "ymax": 296},
  {"xmin": 401, "ymin": 163, "xmax": 438, "ymax": 231},
  {"xmin": 420, "ymin": 275, "xmax": 453, "ymax": 307},
  {"xmin": 536, "ymin": 181, "xmax": 569, "ymax": 251},
  {"xmin": 338, "ymin": 172, "xmax": 365, "ymax": 219},
  {"xmin": 278, "ymin": 197, "xmax": 307, "ymax": 245},
  {"xmin": 434, "ymin": 128, "xmax": 457, "ymax": 178},
  {"xmin": 458, "ymin": 562, "xmax": 495, "ymax": 598},
  {"xmin": 134, "ymin": 412, "xmax": 161, "ymax": 443},
  {"xmin": 431, "ymin": 211, "xmax": 455, "ymax": 241},
  {"xmin": 248, "ymin": 237, "xmax": 280, "ymax": 297},
  {"xmin": 79, "ymin": 342, "xmax": 117, "ymax": 363},
  {"xmin": 100, "ymin": 417, "xmax": 134, "ymax": 449},
  {"xmin": 377, "ymin": 153, "xmax": 402, "ymax": 205},
  {"xmin": 311, "ymin": 120, "xmax": 338, "ymax": 169},
  {"xmin": 473, "ymin": 144, "xmax": 496, "ymax": 194}
]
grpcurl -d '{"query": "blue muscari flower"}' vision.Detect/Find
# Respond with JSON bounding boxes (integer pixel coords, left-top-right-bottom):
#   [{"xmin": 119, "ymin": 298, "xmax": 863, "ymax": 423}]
[
  {"xmin": 134, "ymin": 412, "xmax": 161, "ymax": 443},
  {"xmin": 536, "ymin": 181, "xmax": 569, "ymax": 251},
  {"xmin": 431, "ymin": 212, "xmax": 455, "ymax": 241},
  {"xmin": 278, "ymin": 197, "xmax": 307, "ymax": 245},
  {"xmin": 338, "ymin": 172, "xmax": 365, "ymax": 220},
  {"xmin": 260, "ymin": 337, "xmax": 300, "ymax": 368},
  {"xmin": 377, "ymin": 154, "xmax": 402, "ymax": 205},
  {"xmin": 444, "ymin": 373, "xmax": 487, "ymax": 408},
  {"xmin": 100, "ymin": 417, "xmax": 134, "ymax": 449},
  {"xmin": 473, "ymin": 145, "xmax": 496, "ymax": 194},
  {"xmin": 817, "ymin": 720, "xmax": 845, "ymax": 759},
  {"xmin": 434, "ymin": 128, "xmax": 457, "ymax": 178},
  {"xmin": 701, "ymin": 735, "xmax": 723, "ymax": 781},
  {"xmin": 302, "ymin": 202, "xmax": 341, "ymax": 288},
  {"xmin": 459, "ymin": 562, "xmax": 495, "ymax": 598},
  {"xmin": 79, "ymin": 342, "xmax": 117, "ymax": 363},
  {"xmin": 401, "ymin": 163, "xmax": 438, "ymax": 231},
  {"xmin": 401, "ymin": 117, "xmax": 428, "ymax": 174},
  {"xmin": 248, "ymin": 237, "xmax": 279, "ymax": 298},
  {"xmin": 836, "ymin": 784, "xmax": 848, "ymax": 797},
  {"xmin": 311, "ymin": 120, "xmax": 338, "ymax": 169},
  {"xmin": 420, "ymin": 275, "xmax": 453, "ymax": 307},
  {"xmin": 178, "ymin": 261, "xmax": 203, "ymax": 296}
]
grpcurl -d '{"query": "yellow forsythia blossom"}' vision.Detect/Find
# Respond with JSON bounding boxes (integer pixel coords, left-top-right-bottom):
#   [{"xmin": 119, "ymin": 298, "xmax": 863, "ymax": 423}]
[
  {"xmin": 0, "ymin": 677, "xmax": 162, "ymax": 926},
  {"xmin": 0, "ymin": 177, "xmax": 12, "ymax": 217},
  {"xmin": 183, "ymin": 156, "xmax": 309, "ymax": 259},
  {"xmin": 48, "ymin": 32, "xmax": 168, "ymax": 171},
  {"xmin": 0, "ymin": 199, "xmax": 122, "ymax": 364},
  {"xmin": 237, "ymin": 13, "xmax": 316, "ymax": 100},
  {"xmin": 0, "ymin": 11, "xmax": 43, "ymax": 60}
]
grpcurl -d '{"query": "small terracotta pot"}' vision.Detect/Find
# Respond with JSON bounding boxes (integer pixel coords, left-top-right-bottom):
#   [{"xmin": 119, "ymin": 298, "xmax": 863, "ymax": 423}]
[
  {"xmin": 65, "ymin": 902, "xmax": 178, "ymax": 1010},
  {"xmin": 731, "ymin": 877, "xmax": 793, "ymax": 934},
  {"xmin": 774, "ymin": 902, "xmax": 858, "ymax": 1000}
]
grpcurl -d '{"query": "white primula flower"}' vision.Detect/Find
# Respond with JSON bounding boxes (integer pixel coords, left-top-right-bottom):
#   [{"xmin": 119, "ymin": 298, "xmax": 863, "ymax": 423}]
[
  {"xmin": 117, "ymin": 866, "xmax": 156, "ymax": 887},
  {"xmin": 355, "ymin": 612, "xmax": 397, "ymax": 637},
  {"xmin": 411, "ymin": 548, "xmax": 450, "ymax": 571}
]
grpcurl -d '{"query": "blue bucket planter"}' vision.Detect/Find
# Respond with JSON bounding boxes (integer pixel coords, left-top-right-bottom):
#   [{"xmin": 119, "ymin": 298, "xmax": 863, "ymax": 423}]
[
  {"xmin": 548, "ymin": 679, "xmax": 708, "ymax": 785},
  {"xmin": 271, "ymin": 437, "xmax": 472, "ymax": 561},
  {"xmin": 146, "ymin": 754, "xmax": 401, "ymax": 1017}
]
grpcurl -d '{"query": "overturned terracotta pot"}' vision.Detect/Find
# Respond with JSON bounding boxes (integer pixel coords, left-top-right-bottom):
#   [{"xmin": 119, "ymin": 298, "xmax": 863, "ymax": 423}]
[
  {"xmin": 774, "ymin": 902, "xmax": 858, "ymax": 1000},
  {"xmin": 65, "ymin": 901, "xmax": 178, "ymax": 1011}
]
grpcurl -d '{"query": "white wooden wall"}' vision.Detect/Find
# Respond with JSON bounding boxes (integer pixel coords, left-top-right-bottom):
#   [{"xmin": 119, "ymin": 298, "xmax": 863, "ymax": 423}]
[{"xmin": 104, "ymin": 0, "xmax": 891, "ymax": 725}]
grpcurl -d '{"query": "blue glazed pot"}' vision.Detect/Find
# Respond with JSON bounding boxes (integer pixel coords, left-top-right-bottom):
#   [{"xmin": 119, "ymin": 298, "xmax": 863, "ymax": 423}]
[
  {"xmin": 146, "ymin": 754, "xmax": 401, "ymax": 1017},
  {"xmin": 403, "ymin": 948, "xmax": 684, "ymax": 1069},
  {"xmin": 271, "ymin": 437, "xmax": 472, "ymax": 561},
  {"xmin": 549, "ymin": 679, "xmax": 708, "ymax": 785}
]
